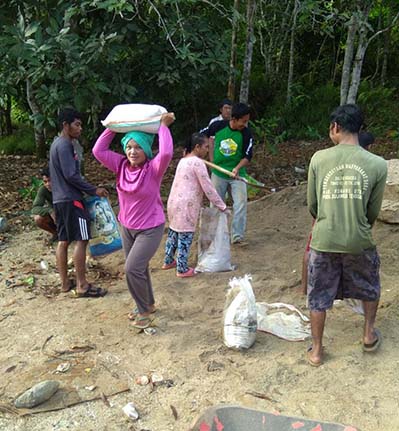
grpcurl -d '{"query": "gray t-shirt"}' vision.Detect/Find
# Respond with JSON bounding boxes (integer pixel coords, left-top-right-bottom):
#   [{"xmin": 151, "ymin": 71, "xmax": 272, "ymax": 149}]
[{"xmin": 49, "ymin": 136, "xmax": 96, "ymax": 203}]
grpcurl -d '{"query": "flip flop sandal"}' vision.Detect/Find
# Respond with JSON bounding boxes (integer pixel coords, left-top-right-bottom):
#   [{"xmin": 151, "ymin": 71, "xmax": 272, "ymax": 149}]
[
  {"xmin": 306, "ymin": 345, "xmax": 323, "ymax": 367},
  {"xmin": 161, "ymin": 260, "xmax": 176, "ymax": 270},
  {"xmin": 128, "ymin": 307, "xmax": 157, "ymax": 321},
  {"xmin": 61, "ymin": 279, "xmax": 76, "ymax": 293},
  {"xmin": 73, "ymin": 284, "xmax": 108, "ymax": 298},
  {"xmin": 363, "ymin": 329, "xmax": 382, "ymax": 353},
  {"xmin": 131, "ymin": 316, "xmax": 153, "ymax": 329},
  {"xmin": 176, "ymin": 267, "xmax": 196, "ymax": 278}
]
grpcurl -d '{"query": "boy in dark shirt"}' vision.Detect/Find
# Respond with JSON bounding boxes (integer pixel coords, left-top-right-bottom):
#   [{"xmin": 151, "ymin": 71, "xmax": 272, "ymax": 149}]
[{"xmin": 31, "ymin": 167, "xmax": 57, "ymax": 243}]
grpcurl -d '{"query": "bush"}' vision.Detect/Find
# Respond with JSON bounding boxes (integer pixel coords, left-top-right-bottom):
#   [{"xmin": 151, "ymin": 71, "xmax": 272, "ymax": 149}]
[
  {"xmin": 251, "ymin": 83, "xmax": 339, "ymax": 153},
  {"xmin": 0, "ymin": 125, "xmax": 35, "ymax": 155},
  {"xmin": 357, "ymin": 82, "xmax": 399, "ymax": 137}
]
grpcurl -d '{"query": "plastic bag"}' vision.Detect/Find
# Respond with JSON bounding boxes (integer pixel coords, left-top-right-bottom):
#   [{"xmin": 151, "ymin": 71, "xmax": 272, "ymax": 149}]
[
  {"xmin": 256, "ymin": 302, "xmax": 311, "ymax": 341},
  {"xmin": 333, "ymin": 298, "xmax": 365, "ymax": 315},
  {"xmin": 195, "ymin": 207, "xmax": 234, "ymax": 273},
  {"xmin": 101, "ymin": 103, "xmax": 167, "ymax": 133},
  {"xmin": 223, "ymin": 275, "xmax": 257, "ymax": 349},
  {"xmin": 84, "ymin": 196, "xmax": 122, "ymax": 257}
]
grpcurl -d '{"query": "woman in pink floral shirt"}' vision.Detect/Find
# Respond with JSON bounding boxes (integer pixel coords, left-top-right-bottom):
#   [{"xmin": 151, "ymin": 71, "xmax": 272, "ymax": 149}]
[{"xmin": 164, "ymin": 133, "xmax": 227, "ymax": 277}]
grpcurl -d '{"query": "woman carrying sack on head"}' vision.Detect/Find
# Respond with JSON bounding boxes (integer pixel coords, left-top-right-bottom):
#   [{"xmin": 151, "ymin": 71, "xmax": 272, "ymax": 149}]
[
  {"xmin": 93, "ymin": 113, "xmax": 175, "ymax": 329},
  {"xmin": 163, "ymin": 132, "xmax": 227, "ymax": 277}
]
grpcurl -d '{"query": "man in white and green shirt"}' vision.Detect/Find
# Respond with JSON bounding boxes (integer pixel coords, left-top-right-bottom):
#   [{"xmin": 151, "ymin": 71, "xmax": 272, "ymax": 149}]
[
  {"xmin": 203, "ymin": 102, "xmax": 254, "ymax": 244},
  {"xmin": 307, "ymin": 104, "xmax": 387, "ymax": 366}
]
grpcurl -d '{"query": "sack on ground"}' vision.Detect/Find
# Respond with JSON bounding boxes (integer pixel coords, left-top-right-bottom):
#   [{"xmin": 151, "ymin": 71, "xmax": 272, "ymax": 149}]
[
  {"xmin": 195, "ymin": 207, "xmax": 234, "ymax": 272},
  {"xmin": 256, "ymin": 302, "xmax": 311, "ymax": 341},
  {"xmin": 101, "ymin": 103, "xmax": 167, "ymax": 133},
  {"xmin": 85, "ymin": 196, "xmax": 122, "ymax": 257},
  {"xmin": 223, "ymin": 275, "xmax": 257, "ymax": 349}
]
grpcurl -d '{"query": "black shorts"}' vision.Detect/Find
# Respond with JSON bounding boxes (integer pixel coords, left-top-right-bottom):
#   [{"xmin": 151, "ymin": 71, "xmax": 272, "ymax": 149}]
[{"xmin": 54, "ymin": 200, "xmax": 91, "ymax": 242}]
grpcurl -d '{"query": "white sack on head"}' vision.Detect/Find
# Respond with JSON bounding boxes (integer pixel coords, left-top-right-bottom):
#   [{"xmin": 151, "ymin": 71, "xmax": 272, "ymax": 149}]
[{"xmin": 101, "ymin": 103, "xmax": 167, "ymax": 133}]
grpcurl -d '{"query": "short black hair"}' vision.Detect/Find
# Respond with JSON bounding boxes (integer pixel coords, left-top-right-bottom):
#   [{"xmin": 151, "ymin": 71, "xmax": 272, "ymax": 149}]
[
  {"xmin": 185, "ymin": 132, "xmax": 207, "ymax": 153},
  {"xmin": 218, "ymin": 98, "xmax": 233, "ymax": 109},
  {"xmin": 329, "ymin": 104, "xmax": 364, "ymax": 134},
  {"xmin": 40, "ymin": 167, "xmax": 50, "ymax": 177},
  {"xmin": 359, "ymin": 131, "xmax": 375, "ymax": 149},
  {"xmin": 231, "ymin": 102, "xmax": 250, "ymax": 120},
  {"xmin": 58, "ymin": 108, "xmax": 82, "ymax": 130}
]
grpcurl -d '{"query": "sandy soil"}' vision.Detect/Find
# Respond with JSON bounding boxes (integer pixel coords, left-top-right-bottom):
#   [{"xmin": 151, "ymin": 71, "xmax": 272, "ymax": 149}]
[{"xmin": 1, "ymin": 182, "xmax": 399, "ymax": 431}]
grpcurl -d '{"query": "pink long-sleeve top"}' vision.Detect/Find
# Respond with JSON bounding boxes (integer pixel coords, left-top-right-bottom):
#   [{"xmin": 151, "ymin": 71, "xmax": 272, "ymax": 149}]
[
  {"xmin": 92, "ymin": 126, "xmax": 173, "ymax": 230},
  {"xmin": 167, "ymin": 156, "xmax": 226, "ymax": 232}
]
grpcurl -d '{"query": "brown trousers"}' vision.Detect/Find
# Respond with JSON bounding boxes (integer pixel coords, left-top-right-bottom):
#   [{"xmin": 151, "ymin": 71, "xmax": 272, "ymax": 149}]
[{"xmin": 120, "ymin": 223, "xmax": 165, "ymax": 314}]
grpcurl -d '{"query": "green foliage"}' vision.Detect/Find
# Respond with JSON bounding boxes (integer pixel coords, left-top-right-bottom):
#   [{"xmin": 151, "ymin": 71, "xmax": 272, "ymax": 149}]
[
  {"xmin": 357, "ymin": 82, "xmax": 399, "ymax": 137},
  {"xmin": 11, "ymin": 99, "xmax": 30, "ymax": 123},
  {"xmin": 250, "ymin": 116, "xmax": 289, "ymax": 155},
  {"xmin": 18, "ymin": 176, "xmax": 43, "ymax": 200},
  {"xmin": 0, "ymin": 125, "xmax": 35, "ymax": 154},
  {"xmin": 0, "ymin": 0, "xmax": 399, "ymax": 156},
  {"xmin": 248, "ymin": 82, "xmax": 339, "ymax": 152},
  {"xmin": 0, "ymin": 0, "xmax": 232, "ymax": 148}
]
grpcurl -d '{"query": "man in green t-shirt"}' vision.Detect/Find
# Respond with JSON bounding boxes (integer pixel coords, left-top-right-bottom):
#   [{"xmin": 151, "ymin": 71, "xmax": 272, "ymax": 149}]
[
  {"xmin": 203, "ymin": 102, "xmax": 254, "ymax": 244},
  {"xmin": 31, "ymin": 167, "xmax": 57, "ymax": 243},
  {"xmin": 306, "ymin": 104, "xmax": 387, "ymax": 367}
]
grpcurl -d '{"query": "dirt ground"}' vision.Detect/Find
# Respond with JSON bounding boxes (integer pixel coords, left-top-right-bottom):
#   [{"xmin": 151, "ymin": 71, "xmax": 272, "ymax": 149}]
[
  {"xmin": 1, "ymin": 149, "xmax": 399, "ymax": 431},
  {"xmin": 0, "ymin": 185, "xmax": 399, "ymax": 431}
]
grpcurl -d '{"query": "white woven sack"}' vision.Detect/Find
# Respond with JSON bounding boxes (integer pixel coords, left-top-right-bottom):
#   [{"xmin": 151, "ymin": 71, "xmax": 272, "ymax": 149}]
[
  {"xmin": 101, "ymin": 103, "xmax": 167, "ymax": 133},
  {"xmin": 223, "ymin": 275, "xmax": 257, "ymax": 349},
  {"xmin": 256, "ymin": 302, "xmax": 311, "ymax": 341}
]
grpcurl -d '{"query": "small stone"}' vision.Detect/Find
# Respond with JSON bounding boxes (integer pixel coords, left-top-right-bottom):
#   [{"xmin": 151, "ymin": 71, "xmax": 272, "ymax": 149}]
[
  {"xmin": 207, "ymin": 360, "xmax": 225, "ymax": 372},
  {"xmin": 135, "ymin": 375, "xmax": 150, "ymax": 386},
  {"xmin": 55, "ymin": 362, "xmax": 71, "ymax": 373},
  {"xmin": 85, "ymin": 385, "xmax": 97, "ymax": 391},
  {"xmin": 151, "ymin": 373, "xmax": 164, "ymax": 384},
  {"xmin": 0, "ymin": 217, "xmax": 7, "ymax": 232},
  {"xmin": 122, "ymin": 402, "xmax": 139, "ymax": 421},
  {"xmin": 14, "ymin": 380, "xmax": 60, "ymax": 408}
]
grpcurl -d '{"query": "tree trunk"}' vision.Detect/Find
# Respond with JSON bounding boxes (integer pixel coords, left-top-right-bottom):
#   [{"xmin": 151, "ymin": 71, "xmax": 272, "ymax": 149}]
[
  {"xmin": 347, "ymin": 19, "xmax": 368, "ymax": 104},
  {"xmin": 331, "ymin": 36, "xmax": 341, "ymax": 84},
  {"xmin": 275, "ymin": 0, "xmax": 292, "ymax": 78},
  {"xmin": 26, "ymin": 79, "xmax": 46, "ymax": 158},
  {"xmin": 5, "ymin": 95, "xmax": 12, "ymax": 135},
  {"xmin": 227, "ymin": 0, "xmax": 240, "ymax": 101},
  {"xmin": 371, "ymin": 11, "xmax": 382, "ymax": 82},
  {"xmin": 239, "ymin": 0, "xmax": 256, "ymax": 104},
  {"xmin": 340, "ymin": 14, "xmax": 357, "ymax": 105},
  {"xmin": 286, "ymin": 0, "xmax": 299, "ymax": 104},
  {"xmin": 380, "ymin": 27, "xmax": 390, "ymax": 86}
]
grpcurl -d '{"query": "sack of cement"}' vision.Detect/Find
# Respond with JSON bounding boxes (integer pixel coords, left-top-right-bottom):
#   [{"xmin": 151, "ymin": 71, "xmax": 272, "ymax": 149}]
[{"xmin": 101, "ymin": 103, "xmax": 167, "ymax": 133}]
